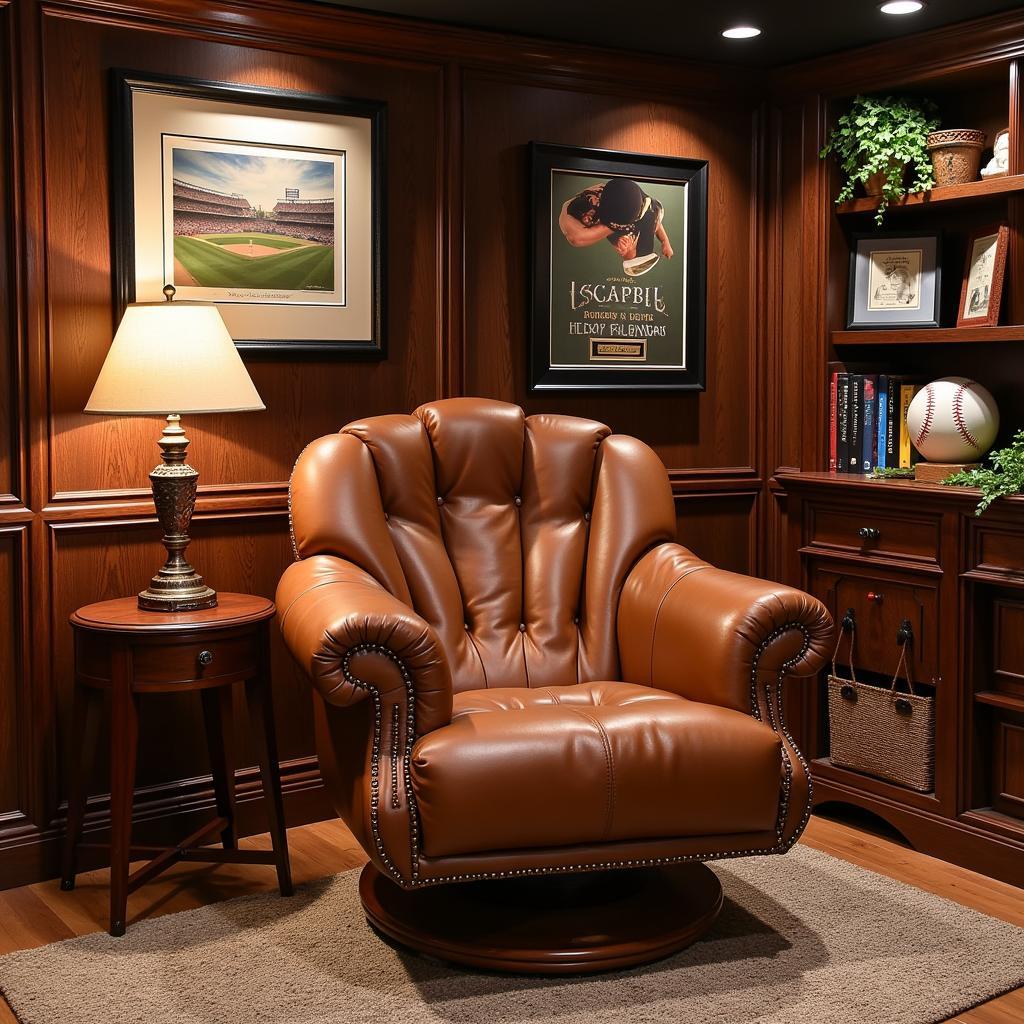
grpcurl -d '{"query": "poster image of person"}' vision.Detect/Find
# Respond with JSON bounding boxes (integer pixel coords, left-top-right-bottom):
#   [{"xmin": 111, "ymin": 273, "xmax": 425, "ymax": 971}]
[{"xmin": 558, "ymin": 178, "xmax": 674, "ymax": 276}]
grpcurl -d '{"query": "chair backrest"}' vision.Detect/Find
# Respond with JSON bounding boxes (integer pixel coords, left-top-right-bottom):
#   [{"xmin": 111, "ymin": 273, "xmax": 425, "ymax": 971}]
[{"xmin": 288, "ymin": 398, "xmax": 676, "ymax": 692}]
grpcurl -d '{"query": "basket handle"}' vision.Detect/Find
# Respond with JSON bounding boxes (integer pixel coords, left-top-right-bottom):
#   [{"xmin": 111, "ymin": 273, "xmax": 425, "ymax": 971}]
[
  {"xmin": 831, "ymin": 608, "xmax": 858, "ymax": 683},
  {"xmin": 889, "ymin": 619, "xmax": 919, "ymax": 713}
]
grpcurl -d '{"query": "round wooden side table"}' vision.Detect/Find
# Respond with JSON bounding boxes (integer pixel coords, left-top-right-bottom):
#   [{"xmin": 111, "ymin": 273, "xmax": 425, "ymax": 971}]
[{"xmin": 61, "ymin": 593, "xmax": 293, "ymax": 936}]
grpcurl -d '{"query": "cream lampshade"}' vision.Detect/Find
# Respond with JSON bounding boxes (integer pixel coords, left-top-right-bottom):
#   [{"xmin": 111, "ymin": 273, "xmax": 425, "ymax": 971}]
[{"xmin": 86, "ymin": 291, "xmax": 265, "ymax": 612}]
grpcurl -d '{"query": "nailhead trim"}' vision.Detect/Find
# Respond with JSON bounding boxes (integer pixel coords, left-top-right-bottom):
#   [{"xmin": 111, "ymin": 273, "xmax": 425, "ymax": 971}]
[
  {"xmin": 748, "ymin": 622, "xmax": 814, "ymax": 852},
  {"xmin": 336, "ymin": 620, "xmax": 817, "ymax": 889},
  {"xmin": 340, "ymin": 642, "xmax": 420, "ymax": 884},
  {"xmin": 390, "ymin": 704, "xmax": 401, "ymax": 811},
  {"xmin": 286, "ymin": 439, "xmax": 321, "ymax": 562}
]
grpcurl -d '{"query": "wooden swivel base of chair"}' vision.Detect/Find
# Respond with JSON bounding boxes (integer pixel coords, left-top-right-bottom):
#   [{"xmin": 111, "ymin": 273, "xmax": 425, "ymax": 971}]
[{"xmin": 359, "ymin": 860, "xmax": 724, "ymax": 974}]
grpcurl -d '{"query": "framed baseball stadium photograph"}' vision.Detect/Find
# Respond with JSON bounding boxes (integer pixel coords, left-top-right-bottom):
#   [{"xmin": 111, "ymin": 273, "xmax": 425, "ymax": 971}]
[
  {"xmin": 112, "ymin": 70, "xmax": 386, "ymax": 356},
  {"xmin": 529, "ymin": 142, "xmax": 707, "ymax": 392}
]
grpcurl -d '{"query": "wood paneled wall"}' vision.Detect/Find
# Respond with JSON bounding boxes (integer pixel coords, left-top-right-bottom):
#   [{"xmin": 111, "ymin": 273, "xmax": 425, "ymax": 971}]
[{"xmin": 0, "ymin": 0, "xmax": 762, "ymax": 886}]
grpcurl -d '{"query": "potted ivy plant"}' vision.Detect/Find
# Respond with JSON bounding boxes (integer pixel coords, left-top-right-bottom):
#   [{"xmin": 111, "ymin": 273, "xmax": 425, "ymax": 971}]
[{"xmin": 820, "ymin": 94, "xmax": 939, "ymax": 225}]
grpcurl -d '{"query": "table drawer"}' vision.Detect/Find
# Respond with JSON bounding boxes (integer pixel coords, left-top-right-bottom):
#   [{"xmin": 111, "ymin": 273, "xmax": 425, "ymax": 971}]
[
  {"xmin": 807, "ymin": 505, "xmax": 941, "ymax": 565},
  {"xmin": 77, "ymin": 631, "xmax": 259, "ymax": 686},
  {"xmin": 809, "ymin": 563, "xmax": 940, "ymax": 684}
]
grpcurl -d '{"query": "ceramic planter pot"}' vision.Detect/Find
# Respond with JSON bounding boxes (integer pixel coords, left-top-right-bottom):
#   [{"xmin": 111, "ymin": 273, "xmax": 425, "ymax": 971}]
[
  {"xmin": 927, "ymin": 129, "xmax": 986, "ymax": 187},
  {"xmin": 863, "ymin": 161, "xmax": 906, "ymax": 197}
]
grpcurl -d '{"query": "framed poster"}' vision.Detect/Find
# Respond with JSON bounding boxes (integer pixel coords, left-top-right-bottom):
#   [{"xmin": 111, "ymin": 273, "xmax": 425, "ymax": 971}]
[
  {"xmin": 957, "ymin": 225, "xmax": 1008, "ymax": 327},
  {"xmin": 529, "ymin": 143, "xmax": 707, "ymax": 392},
  {"xmin": 847, "ymin": 233, "xmax": 941, "ymax": 329},
  {"xmin": 112, "ymin": 70, "xmax": 386, "ymax": 356}
]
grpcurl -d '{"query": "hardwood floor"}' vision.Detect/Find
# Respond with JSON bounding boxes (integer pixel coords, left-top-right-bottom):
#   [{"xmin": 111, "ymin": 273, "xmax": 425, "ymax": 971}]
[{"xmin": 0, "ymin": 814, "xmax": 1021, "ymax": 1022}]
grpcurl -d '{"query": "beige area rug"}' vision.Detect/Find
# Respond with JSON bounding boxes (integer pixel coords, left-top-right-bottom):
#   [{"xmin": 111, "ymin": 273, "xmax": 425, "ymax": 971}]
[{"xmin": 1, "ymin": 845, "xmax": 1022, "ymax": 1024}]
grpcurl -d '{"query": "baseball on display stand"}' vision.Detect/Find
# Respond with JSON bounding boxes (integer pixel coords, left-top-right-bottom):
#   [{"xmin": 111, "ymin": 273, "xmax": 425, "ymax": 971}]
[{"xmin": 907, "ymin": 376, "xmax": 1000, "ymax": 464}]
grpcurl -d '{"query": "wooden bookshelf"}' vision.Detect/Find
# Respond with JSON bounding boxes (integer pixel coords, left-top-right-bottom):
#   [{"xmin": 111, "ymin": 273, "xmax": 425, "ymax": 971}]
[
  {"xmin": 831, "ymin": 325, "xmax": 1024, "ymax": 346},
  {"xmin": 835, "ymin": 173, "xmax": 1024, "ymax": 215}
]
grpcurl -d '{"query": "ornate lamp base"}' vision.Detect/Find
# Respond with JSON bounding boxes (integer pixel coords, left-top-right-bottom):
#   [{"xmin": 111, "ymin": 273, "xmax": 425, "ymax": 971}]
[{"xmin": 138, "ymin": 414, "xmax": 218, "ymax": 613}]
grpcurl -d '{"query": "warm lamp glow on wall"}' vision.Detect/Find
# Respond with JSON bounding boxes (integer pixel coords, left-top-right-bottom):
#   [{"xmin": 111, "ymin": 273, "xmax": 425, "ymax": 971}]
[{"xmin": 85, "ymin": 288, "xmax": 265, "ymax": 612}]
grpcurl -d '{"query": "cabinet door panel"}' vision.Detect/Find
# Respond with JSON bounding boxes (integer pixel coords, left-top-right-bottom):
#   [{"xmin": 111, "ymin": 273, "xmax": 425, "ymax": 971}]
[{"xmin": 810, "ymin": 564, "xmax": 940, "ymax": 685}]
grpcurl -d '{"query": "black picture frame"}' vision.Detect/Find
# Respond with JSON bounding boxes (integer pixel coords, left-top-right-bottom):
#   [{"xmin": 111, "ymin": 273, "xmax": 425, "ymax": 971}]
[
  {"xmin": 111, "ymin": 69, "xmax": 387, "ymax": 358},
  {"xmin": 846, "ymin": 232, "xmax": 941, "ymax": 330},
  {"xmin": 529, "ymin": 142, "xmax": 707, "ymax": 393}
]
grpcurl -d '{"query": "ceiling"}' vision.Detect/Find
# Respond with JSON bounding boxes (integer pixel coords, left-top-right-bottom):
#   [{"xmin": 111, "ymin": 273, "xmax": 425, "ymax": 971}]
[{"xmin": 313, "ymin": 0, "xmax": 1024, "ymax": 68}]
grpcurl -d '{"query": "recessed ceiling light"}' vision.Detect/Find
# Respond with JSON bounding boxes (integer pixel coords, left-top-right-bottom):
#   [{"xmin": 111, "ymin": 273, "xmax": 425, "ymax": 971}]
[
  {"xmin": 722, "ymin": 25, "xmax": 761, "ymax": 39},
  {"xmin": 879, "ymin": 1, "xmax": 925, "ymax": 14}
]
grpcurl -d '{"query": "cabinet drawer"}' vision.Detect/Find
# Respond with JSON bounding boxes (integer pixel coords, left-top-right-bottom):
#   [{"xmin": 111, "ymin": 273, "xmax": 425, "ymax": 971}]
[
  {"xmin": 807, "ymin": 505, "xmax": 941, "ymax": 565},
  {"xmin": 969, "ymin": 522, "xmax": 1024, "ymax": 577},
  {"xmin": 810, "ymin": 564, "xmax": 940, "ymax": 684},
  {"xmin": 76, "ymin": 631, "xmax": 259, "ymax": 686}
]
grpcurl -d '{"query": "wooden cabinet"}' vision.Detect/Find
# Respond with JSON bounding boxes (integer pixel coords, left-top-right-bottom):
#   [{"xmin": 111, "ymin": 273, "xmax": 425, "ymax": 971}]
[{"xmin": 781, "ymin": 472, "xmax": 1024, "ymax": 887}]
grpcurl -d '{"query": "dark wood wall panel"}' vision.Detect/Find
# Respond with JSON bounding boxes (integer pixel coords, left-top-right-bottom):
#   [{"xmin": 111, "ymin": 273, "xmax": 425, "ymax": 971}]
[
  {"xmin": 675, "ymin": 493, "xmax": 758, "ymax": 576},
  {"xmin": 1, "ymin": 0, "xmax": 765, "ymax": 886},
  {"xmin": 41, "ymin": 14, "xmax": 445, "ymax": 501},
  {"xmin": 0, "ymin": 2, "xmax": 16, "ymax": 504},
  {"xmin": 461, "ymin": 73, "xmax": 758, "ymax": 475},
  {"xmin": 0, "ymin": 528, "xmax": 26, "ymax": 818}
]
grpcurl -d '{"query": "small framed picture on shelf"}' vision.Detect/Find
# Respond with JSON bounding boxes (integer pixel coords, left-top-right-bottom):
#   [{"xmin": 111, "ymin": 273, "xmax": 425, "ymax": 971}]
[
  {"xmin": 846, "ymin": 233, "xmax": 941, "ymax": 330},
  {"xmin": 957, "ymin": 225, "xmax": 1008, "ymax": 328}
]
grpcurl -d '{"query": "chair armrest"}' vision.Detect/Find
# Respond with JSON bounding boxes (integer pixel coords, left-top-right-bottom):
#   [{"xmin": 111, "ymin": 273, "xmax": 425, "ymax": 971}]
[
  {"xmin": 276, "ymin": 554, "xmax": 453, "ymax": 736},
  {"xmin": 618, "ymin": 543, "xmax": 833, "ymax": 714}
]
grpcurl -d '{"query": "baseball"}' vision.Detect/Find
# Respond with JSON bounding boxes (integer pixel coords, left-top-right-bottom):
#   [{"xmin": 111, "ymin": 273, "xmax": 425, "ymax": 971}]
[{"xmin": 907, "ymin": 377, "xmax": 999, "ymax": 464}]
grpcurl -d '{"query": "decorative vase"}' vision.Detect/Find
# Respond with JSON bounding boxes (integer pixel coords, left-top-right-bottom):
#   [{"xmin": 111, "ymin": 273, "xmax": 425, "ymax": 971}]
[{"xmin": 927, "ymin": 129, "xmax": 986, "ymax": 187}]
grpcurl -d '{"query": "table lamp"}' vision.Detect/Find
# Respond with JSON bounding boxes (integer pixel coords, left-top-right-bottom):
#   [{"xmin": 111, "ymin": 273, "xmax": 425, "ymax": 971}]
[{"xmin": 85, "ymin": 287, "xmax": 265, "ymax": 612}]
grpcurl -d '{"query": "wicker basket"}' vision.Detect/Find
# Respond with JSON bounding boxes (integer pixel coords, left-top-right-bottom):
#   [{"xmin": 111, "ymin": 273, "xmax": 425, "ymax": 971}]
[{"xmin": 827, "ymin": 623, "xmax": 935, "ymax": 792}]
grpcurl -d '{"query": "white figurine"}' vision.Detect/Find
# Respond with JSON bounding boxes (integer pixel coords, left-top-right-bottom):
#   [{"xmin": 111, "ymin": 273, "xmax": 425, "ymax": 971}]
[{"xmin": 981, "ymin": 129, "xmax": 1009, "ymax": 178}]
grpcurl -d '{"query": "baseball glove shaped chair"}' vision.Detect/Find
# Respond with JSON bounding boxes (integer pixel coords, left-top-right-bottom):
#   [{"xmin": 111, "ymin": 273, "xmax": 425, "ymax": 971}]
[{"xmin": 278, "ymin": 398, "xmax": 832, "ymax": 973}]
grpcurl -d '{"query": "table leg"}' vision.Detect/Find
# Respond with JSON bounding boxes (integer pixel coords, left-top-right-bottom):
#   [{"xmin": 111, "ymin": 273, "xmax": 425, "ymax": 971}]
[
  {"xmin": 245, "ymin": 637, "xmax": 293, "ymax": 897},
  {"xmin": 109, "ymin": 645, "xmax": 139, "ymax": 937},
  {"xmin": 201, "ymin": 684, "xmax": 238, "ymax": 849},
  {"xmin": 60, "ymin": 682, "xmax": 101, "ymax": 891}
]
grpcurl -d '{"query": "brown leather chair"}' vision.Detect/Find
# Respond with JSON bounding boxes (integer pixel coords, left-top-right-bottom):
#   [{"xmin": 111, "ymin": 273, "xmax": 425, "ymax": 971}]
[{"xmin": 278, "ymin": 398, "xmax": 832, "ymax": 973}]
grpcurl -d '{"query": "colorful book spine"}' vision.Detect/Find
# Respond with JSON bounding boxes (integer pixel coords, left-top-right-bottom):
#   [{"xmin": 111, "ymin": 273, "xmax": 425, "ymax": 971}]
[
  {"xmin": 829, "ymin": 372, "xmax": 838, "ymax": 472},
  {"xmin": 836, "ymin": 373, "xmax": 850, "ymax": 472},
  {"xmin": 861, "ymin": 375, "xmax": 877, "ymax": 474},
  {"xmin": 899, "ymin": 383, "xmax": 921, "ymax": 468},
  {"xmin": 848, "ymin": 375, "xmax": 864, "ymax": 473},
  {"xmin": 885, "ymin": 375, "xmax": 900, "ymax": 466},
  {"xmin": 876, "ymin": 375, "xmax": 889, "ymax": 471}
]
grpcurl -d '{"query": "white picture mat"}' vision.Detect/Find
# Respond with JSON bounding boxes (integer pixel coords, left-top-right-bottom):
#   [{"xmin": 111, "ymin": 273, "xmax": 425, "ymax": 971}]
[
  {"xmin": 132, "ymin": 88, "xmax": 373, "ymax": 343},
  {"xmin": 962, "ymin": 232, "xmax": 1000, "ymax": 320}
]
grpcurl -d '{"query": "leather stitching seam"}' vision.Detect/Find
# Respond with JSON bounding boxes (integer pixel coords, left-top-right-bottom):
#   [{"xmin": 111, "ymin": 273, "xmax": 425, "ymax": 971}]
[
  {"xmin": 571, "ymin": 708, "xmax": 616, "ymax": 840},
  {"xmin": 647, "ymin": 564, "xmax": 709, "ymax": 685}
]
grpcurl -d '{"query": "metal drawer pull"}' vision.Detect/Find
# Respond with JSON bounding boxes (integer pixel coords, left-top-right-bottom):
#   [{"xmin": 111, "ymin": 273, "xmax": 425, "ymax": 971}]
[
  {"xmin": 866, "ymin": 591, "xmax": 884, "ymax": 603},
  {"xmin": 197, "ymin": 650, "xmax": 214, "ymax": 667},
  {"xmin": 858, "ymin": 527, "xmax": 880, "ymax": 540}
]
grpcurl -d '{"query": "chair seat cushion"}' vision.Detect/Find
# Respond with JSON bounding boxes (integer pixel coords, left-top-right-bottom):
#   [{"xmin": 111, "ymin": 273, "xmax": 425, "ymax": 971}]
[{"xmin": 411, "ymin": 681, "xmax": 783, "ymax": 857}]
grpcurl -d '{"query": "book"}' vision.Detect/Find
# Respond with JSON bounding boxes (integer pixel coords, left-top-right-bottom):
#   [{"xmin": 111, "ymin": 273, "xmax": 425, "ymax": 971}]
[
  {"xmin": 848, "ymin": 374, "xmax": 864, "ymax": 473},
  {"xmin": 899, "ymin": 382, "xmax": 922, "ymax": 468},
  {"xmin": 861, "ymin": 375, "xmax": 878, "ymax": 474},
  {"xmin": 828, "ymin": 371, "xmax": 838, "ymax": 472},
  {"xmin": 836, "ymin": 373, "xmax": 851, "ymax": 472},
  {"xmin": 884, "ymin": 375, "xmax": 900, "ymax": 466},
  {"xmin": 876, "ymin": 375, "xmax": 889, "ymax": 471}
]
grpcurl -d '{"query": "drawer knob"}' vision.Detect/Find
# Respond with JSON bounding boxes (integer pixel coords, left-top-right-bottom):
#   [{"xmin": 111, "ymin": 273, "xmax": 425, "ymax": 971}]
[
  {"xmin": 197, "ymin": 650, "xmax": 214, "ymax": 667},
  {"xmin": 858, "ymin": 527, "xmax": 881, "ymax": 540},
  {"xmin": 867, "ymin": 591, "xmax": 884, "ymax": 603}
]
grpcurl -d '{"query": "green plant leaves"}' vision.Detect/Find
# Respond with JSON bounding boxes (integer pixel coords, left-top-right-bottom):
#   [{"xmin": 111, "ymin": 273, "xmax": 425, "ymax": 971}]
[
  {"xmin": 943, "ymin": 429, "xmax": 1024, "ymax": 515},
  {"xmin": 820, "ymin": 94, "xmax": 939, "ymax": 225}
]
